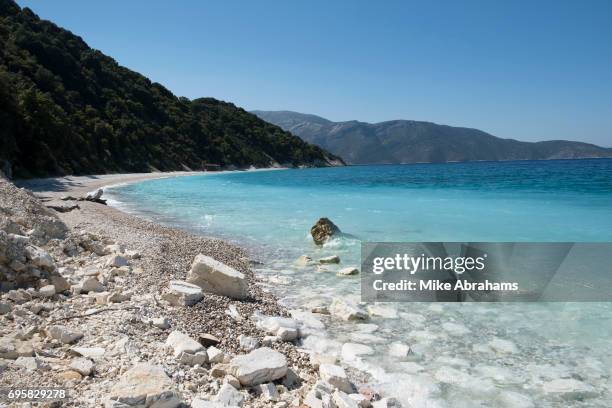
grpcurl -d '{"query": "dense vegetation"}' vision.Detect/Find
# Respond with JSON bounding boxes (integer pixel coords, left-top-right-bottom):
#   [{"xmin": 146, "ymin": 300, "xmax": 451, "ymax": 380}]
[
  {"xmin": 254, "ymin": 111, "xmax": 612, "ymax": 165},
  {"xmin": 0, "ymin": 1, "xmax": 340, "ymax": 178}
]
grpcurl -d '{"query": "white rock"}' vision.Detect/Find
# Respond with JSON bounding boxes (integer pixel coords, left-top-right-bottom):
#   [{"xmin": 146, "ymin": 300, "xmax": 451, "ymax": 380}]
[
  {"xmin": 498, "ymin": 391, "xmax": 534, "ymax": 408},
  {"xmin": 319, "ymin": 255, "xmax": 340, "ymax": 264},
  {"xmin": 70, "ymin": 357, "xmax": 94, "ymax": 376},
  {"xmin": 214, "ymin": 383, "xmax": 245, "ymax": 406},
  {"xmin": 366, "ymin": 304, "xmax": 398, "ymax": 319},
  {"xmin": 71, "ymin": 346, "xmax": 105, "ymax": 359},
  {"xmin": 310, "ymin": 353, "xmax": 338, "ymax": 368},
  {"xmin": 256, "ymin": 382, "xmax": 280, "ymax": 402},
  {"xmin": 38, "ymin": 284, "xmax": 56, "ymax": 297},
  {"xmin": 319, "ymin": 364, "xmax": 352, "ymax": 393},
  {"xmin": 15, "ymin": 356, "xmax": 41, "ymax": 371},
  {"xmin": 207, "ymin": 346, "xmax": 225, "ymax": 364},
  {"xmin": 388, "ymin": 342, "xmax": 410, "ymax": 358},
  {"xmin": 81, "ymin": 277, "xmax": 105, "ymax": 293},
  {"xmin": 239, "ymin": 335, "xmax": 259, "ymax": 351},
  {"xmin": 542, "ymin": 378, "xmax": 598, "ymax": 399},
  {"xmin": 104, "ymin": 244, "xmax": 125, "ymax": 254},
  {"xmin": 47, "ymin": 325, "xmax": 83, "ymax": 344},
  {"xmin": 25, "ymin": 245, "xmax": 55, "ymax": 269},
  {"xmin": 333, "ymin": 390, "xmax": 359, "ymax": 408},
  {"xmin": 341, "ymin": 343, "xmax": 374, "ymax": 362},
  {"xmin": 330, "ymin": 300, "xmax": 368, "ymax": 321},
  {"xmin": 151, "ymin": 317, "xmax": 171, "ymax": 329},
  {"xmin": 163, "ymin": 280, "xmax": 204, "ymax": 306},
  {"xmin": 442, "ymin": 322, "xmax": 470, "ymax": 336},
  {"xmin": 229, "ymin": 347, "xmax": 288, "ymax": 386},
  {"xmin": 108, "ymin": 363, "xmax": 181, "ymax": 407},
  {"xmin": 165, "ymin": 331, "xmax": 204, "ymax": 357},
  {"xmin": 295, "ymin": 255, "xmax": 313, "ymax": 266},
  {"xmin": 106, "ymin": 255, "xmax": 129, "ymax": 268},
  {"xmin": 337, "ymin": 267, "xmax": 359, "ymax": 276},
  {"xmin": 488, "ymin": 338, "xmax": 518, "ymax": 354},
  {"xmin": 187, "ymin": 254, "xmax": 248, "ymax": 299},
  {"xmin": 223, "ymin": 375, "xmax": 241, "ymax": 389},
  {"xmin": 178, "ymin": 351, "xmax": 208, "ymax": 366},
  {"xmin": 277, "ymin": 327, "xmax": 299, "ymax": 341}
]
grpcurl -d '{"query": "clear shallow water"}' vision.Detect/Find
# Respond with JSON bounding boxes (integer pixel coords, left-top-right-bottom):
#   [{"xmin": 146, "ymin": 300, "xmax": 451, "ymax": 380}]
[{"xmin": 109, "ymin": 160, "xmax": 612, "ymax": 407}]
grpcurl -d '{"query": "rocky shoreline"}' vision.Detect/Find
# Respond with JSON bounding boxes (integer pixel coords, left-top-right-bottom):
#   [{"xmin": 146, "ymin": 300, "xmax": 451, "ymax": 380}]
[{"xmin": 0, "ymin": 173, "xmax": 398, "ymax": 408}]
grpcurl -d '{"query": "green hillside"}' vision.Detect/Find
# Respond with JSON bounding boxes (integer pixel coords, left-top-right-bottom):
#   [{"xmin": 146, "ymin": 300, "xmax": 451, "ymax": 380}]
[{"xmin": 0, "ymin": 0, "xmax": 341, "ymax": 178}]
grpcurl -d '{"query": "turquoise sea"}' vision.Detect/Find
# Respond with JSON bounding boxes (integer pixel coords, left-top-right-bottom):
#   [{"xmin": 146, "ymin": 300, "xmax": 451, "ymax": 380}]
[{"xmin": 109, "ymin": 159, "xmax": 612, "ymax": 407}]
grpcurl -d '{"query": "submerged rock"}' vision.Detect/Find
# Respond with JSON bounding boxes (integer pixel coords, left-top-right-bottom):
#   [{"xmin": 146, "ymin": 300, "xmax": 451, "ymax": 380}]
[
  {"xmin": 337, "ymin": 267, "xmax": 359, "ymax": 276},
  {"xmin": 187, "ymin": 254, "xmax": 248, "ymax": 299},
  {"xmin": 319, "ymin": 364, "xmax": 353, "ymax": 393},
  {"xmin": 311, "ymin": 218, "xmax": 340, "ymax": 245},
  {"xmin": 319, "ymin": 255, "xmax": 340, "ymax": 264},
  {"xmin": 330, "ymin": 299, "xmax": 368, "ymax": 321}
]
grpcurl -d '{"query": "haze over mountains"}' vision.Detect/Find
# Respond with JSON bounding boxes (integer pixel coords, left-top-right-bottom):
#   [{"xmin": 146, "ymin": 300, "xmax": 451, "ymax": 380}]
[{"xmin": 253, "ymin": 110, "xmax": 612, "ymax": 165}]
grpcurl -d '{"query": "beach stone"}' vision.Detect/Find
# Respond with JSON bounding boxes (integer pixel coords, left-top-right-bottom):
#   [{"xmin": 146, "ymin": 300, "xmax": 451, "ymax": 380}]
[
  {"xmin": 178, "ymin": 351, "xmax": 208, "ymax": 366},
  {"xmin": 214, "ymin": 383, "xmax": 245, "ymax": 406},
  {"xmin": 210, "ymin": 364, "xmax": 229, "ymax": 378},
  {"xmin": 330, "ymin": 300, "xmax": 368, "ymax": 321},
  {"xmin": 81, "ymin": 277, "xmax": 105, "ymax": 293},
  {"xmin": 542, "ymin": 378, "xmax": 597, "ymax": 399},
  {"xmin": 163, "ymin": 280, "xmax": 204, "ymax": 306},
  {"xmin": 310, "ymin": 353, "xmax": 338, "ymax": 368},
  {"xmin": 15, "ymin": 356, "xmax": 42, "ymax": 371},
  {"xmin": 256, "ymin": 382, "xmax": 280, "ymax": 402},
  {"xmin": 228, "ymin": 347, "xmax": 288, "ymax": 386},
  {"xmin": 108, "ymin": 363, "xmax": 181, "ymax": 407},
  {"xmin": 187, "ymin": 254, "xmax": 248, "ymax": 299},
  {"xmin": 165, "ymin": 331, "xmax": 204, "ymax": 357},
  {"xmin": 47, "ymin": 325, "xmax": 84, "ymax": 344},
  {"xmin": 333, "ymin": 390, "xmax": 359, "ymax": 408},
  {"xmin": 257, "ymin": 316, "xmax": 300, "ymax": 341},
  {"xmin": 366, "ymin": 304, "xmax": 398, "ymax": 319},
  {"xmin": 106, "ymin": 254, "xmax": 129, "ymax": 268},
  {"xmin": 151, "ymin": 317, "xmax": 170, "ymax": 329},
  {"xmin": 50, "ymin": 274, "xmax": 70, "ymax": 292},
  {"xmin": 337, "ymin": 267, "xmax": 359, "ymax": 276},
  {"xmin": 71, "ymin": 346, "xmax": 105, "ymax": 359},
  {"xmin": 319, "ymin": 364, "xmax": 352, "ymax": 393},
  {"xmin": 207, "ymin": 346, "xmax": 225, "ymax": 364},
  {"xmin": 0, "ymin": 337, "xmax": 34, "ymax": 359},
  {"xmin": 104, "ymin": 243, "xmax": 125, "ymax": 254},
  {"xmin": 70, "ymin": 357, "xmax": 94, "ymax": 376},
  {"xmin": 224, "ymin": 375, "xmax": 241, "ymax": 389},
  {"xmin": 295, "ymin": 255, "xmax": 313, "ymax": 266},
  {"xmin": 311, "ymin": 218, "xmax": 340, "ymax": 245},
  {"xmin": 25, "ymin": 245, "xmax": 55, "ymax": 269},
  {"xmin": 198, "ymin": 333, "xmax": 221, "ymax": 347},
  {"xmin": 239, "ymin": 335, "xmax": 259, "ymax": 351},
  {"xmin": 38, "ymin": 284, "xmax": 56, "ymax": 297},
  {"xmin": 319, "ymin": 255, "xmax": 340, "ymax": 264}
]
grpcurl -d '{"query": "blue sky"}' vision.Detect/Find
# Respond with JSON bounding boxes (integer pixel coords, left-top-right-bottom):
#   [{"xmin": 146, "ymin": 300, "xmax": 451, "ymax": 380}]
[{"xmin": 17, "ymin": 0, "xmax": 612, "ymax": 146}]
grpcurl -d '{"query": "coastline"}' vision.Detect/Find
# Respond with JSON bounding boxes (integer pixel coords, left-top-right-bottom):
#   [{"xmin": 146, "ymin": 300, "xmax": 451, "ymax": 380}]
[{"xmin": 2, "ymin": 171, "xmax": 374, "ymax": 407}]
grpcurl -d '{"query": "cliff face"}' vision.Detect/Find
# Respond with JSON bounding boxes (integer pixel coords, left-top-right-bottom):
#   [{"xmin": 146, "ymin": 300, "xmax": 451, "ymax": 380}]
[
  {"xmin": 253, "ymin": 110, "xmax": 612, "ymax": 165},
  {"xmin": 0, "ymin": 1, "xmax": 342, "ymax": 178}
]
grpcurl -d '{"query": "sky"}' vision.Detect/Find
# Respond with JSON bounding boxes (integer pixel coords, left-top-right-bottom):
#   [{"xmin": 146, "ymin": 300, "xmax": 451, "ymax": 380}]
[{"xmin": 16, "ymin": 0, "xmax": 612, "ymax": 146}]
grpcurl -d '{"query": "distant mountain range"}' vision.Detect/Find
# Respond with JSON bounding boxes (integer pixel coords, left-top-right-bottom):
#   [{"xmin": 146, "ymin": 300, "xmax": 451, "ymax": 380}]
[{"xmin": 252, "ymin": 110, "xmax": 612, "ymax": 164}]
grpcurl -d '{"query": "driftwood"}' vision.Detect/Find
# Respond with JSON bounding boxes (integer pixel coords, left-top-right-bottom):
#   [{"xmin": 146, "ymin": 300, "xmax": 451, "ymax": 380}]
[
  {"xmin": 48, "ymin": 306, "xmax": 140, "ymax": 323},
  {"xmin": 47, "ymin": 204, "xmax": 80, "ymax": 213}
]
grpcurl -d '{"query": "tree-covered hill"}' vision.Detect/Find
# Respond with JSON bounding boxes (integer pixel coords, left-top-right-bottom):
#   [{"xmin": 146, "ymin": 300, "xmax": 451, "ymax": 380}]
[{"xmin": 0, "ymin": 0, "xmax": 342, "ymax": 178}]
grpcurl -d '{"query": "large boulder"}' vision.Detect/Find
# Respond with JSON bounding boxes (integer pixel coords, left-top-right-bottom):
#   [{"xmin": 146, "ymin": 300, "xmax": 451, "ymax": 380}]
[
  {"xmin": 108, "ymin": 363, "xmax": 181, "ymax": 407},
  {"xmin": 187, "ymin": 254, "xmax": 248, "ymax": 300},
  {"xmin": 228, "ymin": 347, "xmax": 288, "ymax": 386},
  {"xmin": 310, "ymin": 218, "xmax": 340, "ymax": 245}
]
